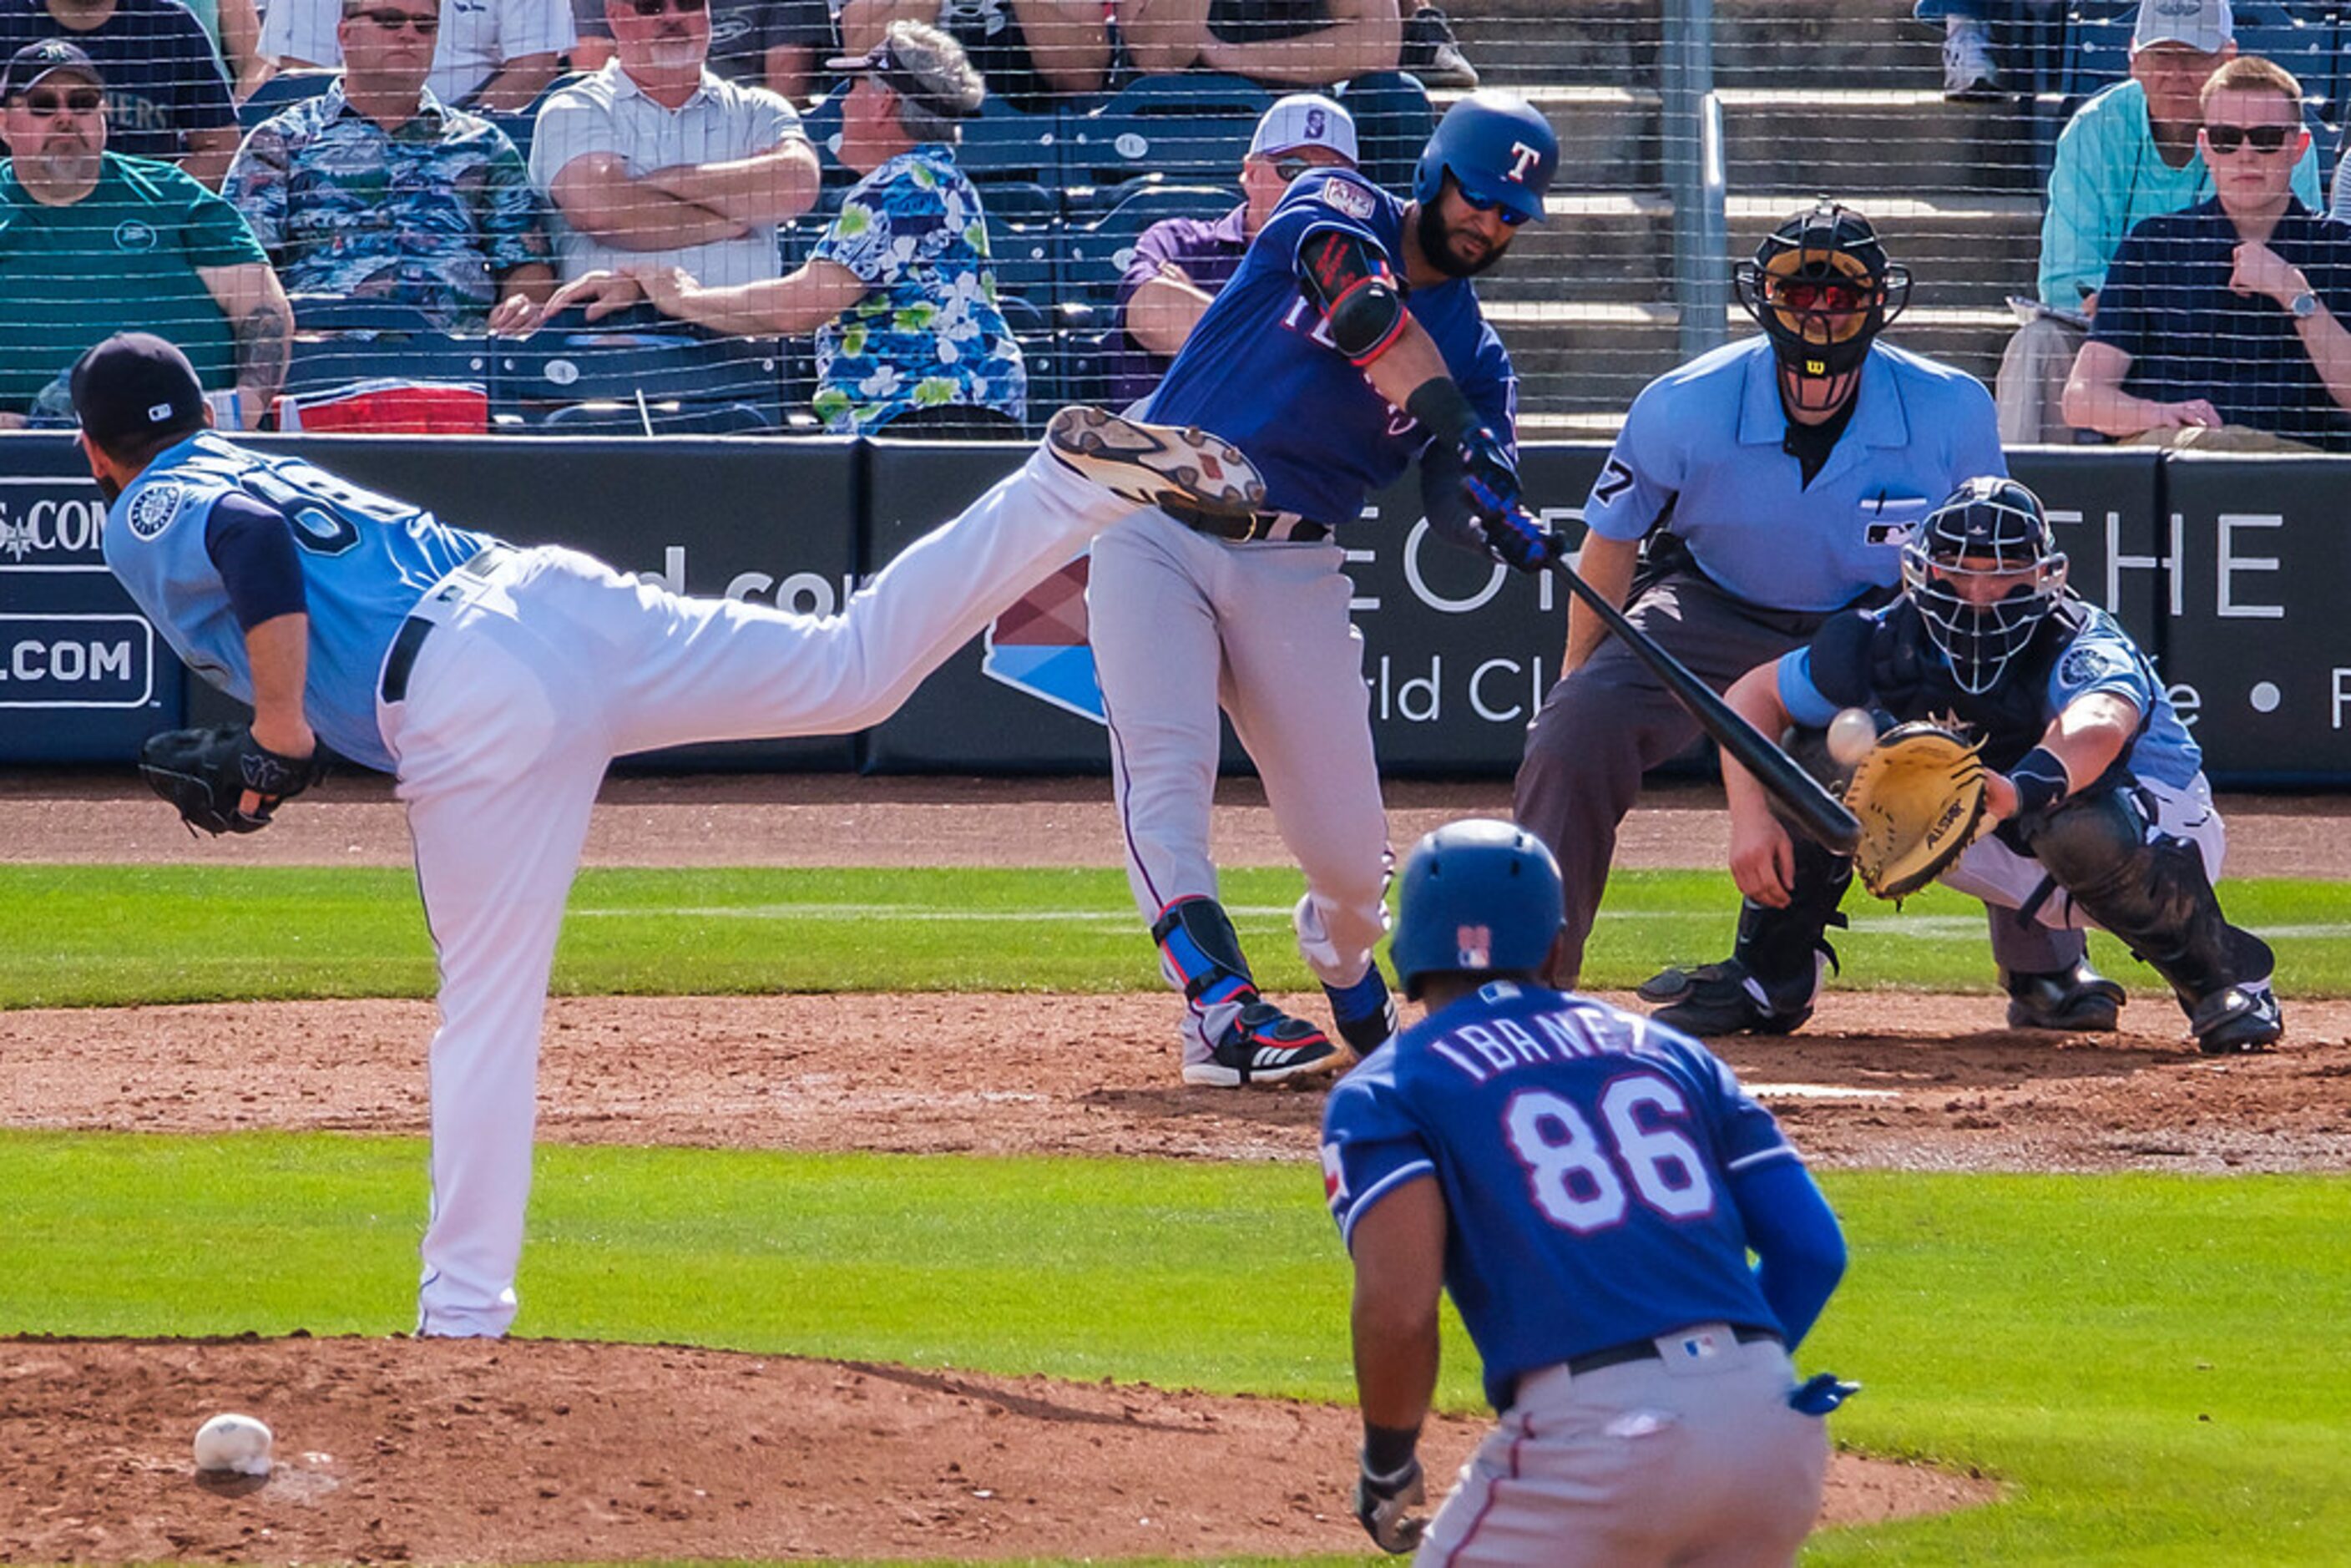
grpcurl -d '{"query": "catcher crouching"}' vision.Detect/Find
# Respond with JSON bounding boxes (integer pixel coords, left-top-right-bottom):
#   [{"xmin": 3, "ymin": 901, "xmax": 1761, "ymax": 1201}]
[{"xmin": 1653, "ymin": 476, "xmax": 2281, "ymax": 1055}]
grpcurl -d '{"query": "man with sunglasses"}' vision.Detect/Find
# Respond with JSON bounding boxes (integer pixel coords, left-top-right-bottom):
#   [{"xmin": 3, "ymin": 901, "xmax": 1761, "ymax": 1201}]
[
  {"xmin": 260, "ymin": 0, "xmax": 571, "ymax": 113},
  {"xmin": 0, "ymin": 0, "xmax": 240, "ymax": 185},
  {"xmin": 1514, "ymin": 200, "xmax": 2125, "ymax": 1041},
  {"xmin": 0, "ymin": 38, "xmax": 289, "ymax": 427},
  {"xmin": 528, "ymin": 0, "xmax": 817, "ymax": 301},
  {"xmin": 1085, "ymin": 89, "xmax": 1557, "ymax": 1088},
  {"xmin": 2064, "ymin": 55, "xmax": 2351, "ymax": 451},
  {"xmin": 1110, "ymin": 93, "xmax": 1358, "ymax": 410},
  {"xmin": 224, "ymin": 0, "xmax": 556, "ymax": 334}
]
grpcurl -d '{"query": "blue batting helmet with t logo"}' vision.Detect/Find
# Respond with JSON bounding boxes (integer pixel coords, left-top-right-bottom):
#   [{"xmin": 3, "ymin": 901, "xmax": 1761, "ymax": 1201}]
[
  {"xmin": 1390, "ymin": 819, "xmax": 1568, "ymax": 999},
  {"xmin": 1411, "ymin": 90, "xmax": 1559, "ymax": 225}
]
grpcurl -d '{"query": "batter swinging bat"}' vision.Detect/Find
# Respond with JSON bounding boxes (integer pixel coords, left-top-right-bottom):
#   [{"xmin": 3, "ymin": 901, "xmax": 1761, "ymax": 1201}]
[{"xmin": 1535, "ymin": 525, "xmax": 1861, "ymax": 854}]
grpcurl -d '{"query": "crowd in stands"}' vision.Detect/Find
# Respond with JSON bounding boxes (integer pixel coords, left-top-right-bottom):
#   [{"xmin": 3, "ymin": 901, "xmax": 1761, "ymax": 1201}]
[{"xmin": 0, "ymin": 0, "xmax": 1474, "ymax": 432}]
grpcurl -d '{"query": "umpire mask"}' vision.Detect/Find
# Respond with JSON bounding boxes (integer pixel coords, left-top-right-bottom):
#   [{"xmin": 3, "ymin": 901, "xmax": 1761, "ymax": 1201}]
[
  {"xmin": 1735, "ymin": 198, "xmax": 1910, "ymax": 414},
  {"xmin": 1902, "ymin": 478, "xmax": 2070, "ymax": 695}
]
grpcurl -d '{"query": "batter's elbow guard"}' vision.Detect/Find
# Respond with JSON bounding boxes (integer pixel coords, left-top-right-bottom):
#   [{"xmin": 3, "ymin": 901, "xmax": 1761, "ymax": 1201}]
[{"xmin": 1301, "ymin": 229, "xmax": 1406, "ymax": 365}]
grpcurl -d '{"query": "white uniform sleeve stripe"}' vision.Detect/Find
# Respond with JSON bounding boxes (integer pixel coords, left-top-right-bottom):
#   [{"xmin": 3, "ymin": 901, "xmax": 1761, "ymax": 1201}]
[
  {"xmin": 1337, "ymin": 1160, "xmax": 1436, "ymax": 1247},
  {"xmin": 1726, "ymin": 1145, "xmax": 1797, "ymax": 1172}
]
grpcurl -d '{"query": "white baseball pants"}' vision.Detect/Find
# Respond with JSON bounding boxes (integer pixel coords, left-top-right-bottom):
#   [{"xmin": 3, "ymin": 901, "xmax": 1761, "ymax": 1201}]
[
  {"xmin": 375, "ymin": 445, "xmax": 1126, "ymax": 1336},
  {"xmin": 1086, "ymin": 505, "xmax": 1392, "ymax": 1065}
]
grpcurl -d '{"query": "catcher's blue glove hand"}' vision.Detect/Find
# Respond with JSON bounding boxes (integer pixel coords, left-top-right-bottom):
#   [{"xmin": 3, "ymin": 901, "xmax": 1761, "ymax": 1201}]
[{"xmin": 1354, "ymin": 1454, "xmax": 1427, "ymax": 1554}]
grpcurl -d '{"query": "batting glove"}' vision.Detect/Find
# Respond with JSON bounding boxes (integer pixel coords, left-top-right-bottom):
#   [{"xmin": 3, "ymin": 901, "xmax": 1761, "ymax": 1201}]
[
  {"xmin": 1478, "ymin": 508, "xmax": 1561, "ymax": 574},
  {"xmin": 1354, "ymin": 1453, "xmax": 1427, "ymax": 1555},
  {"xmin": 1456, "ymin": 427, "xmax": 1521, "ymax": 523}
]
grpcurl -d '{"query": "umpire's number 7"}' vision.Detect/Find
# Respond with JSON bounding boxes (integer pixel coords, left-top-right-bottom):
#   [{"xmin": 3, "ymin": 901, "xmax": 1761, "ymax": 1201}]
[{"xmin": 1502, "ymin": 1074, "xmax": 1714, "ymax": 1233}]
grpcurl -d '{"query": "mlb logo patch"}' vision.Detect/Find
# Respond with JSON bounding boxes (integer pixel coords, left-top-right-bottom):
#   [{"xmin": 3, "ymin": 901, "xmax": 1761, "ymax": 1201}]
[
  {"xmin": 1454, "ymin": 924, "xmax": 1492, "ymax": 969},
  {"xmin": 1319, "ymin": 179, "xmax": 1376, "ymax": 221},
  {"xmin": 1677, "ymin": 1331, "xmax": 1724, "ymax": 1360},
  {"xmin": 1865, "ymin": 521, "xmax": 1914, "ymax": 546}
]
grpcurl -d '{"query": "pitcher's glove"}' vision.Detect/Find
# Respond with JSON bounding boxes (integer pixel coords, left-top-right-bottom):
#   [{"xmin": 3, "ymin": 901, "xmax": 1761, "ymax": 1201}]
[
  {"xmin": 1354, "ymin": 1454, "xmax": 1427, "ymax": 1555},
  {"xmin": 1843, "ymin": 721, "xmax": 1991, "ymax": 901},
  {"xmin": 139, "ymin": 725, "xmax": 323, "ymax": 837}
]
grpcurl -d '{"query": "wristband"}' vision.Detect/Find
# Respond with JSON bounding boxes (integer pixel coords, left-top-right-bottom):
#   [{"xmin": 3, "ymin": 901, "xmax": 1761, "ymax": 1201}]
[
  {"xmin": 2007, "ymin": 746, "xmax": 2070, "ymax": 817},
  {"xmin": 1362, "ymin": 1419, "xmax": 1423, "ymax": 1476},
  {"xmin": 1405, "ymin": 377, "xmax": 1481, "ymax": 446}
]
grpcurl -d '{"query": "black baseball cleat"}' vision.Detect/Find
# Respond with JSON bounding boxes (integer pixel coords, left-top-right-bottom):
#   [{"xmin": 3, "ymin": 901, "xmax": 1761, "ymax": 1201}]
[
  {"xmin": 2190, "ymin": 984, "xmax": 2284, "ymax": 1055},
  {"xmin": 2004, "ymin": 960, "xmax": 2127, "ymax": 1032},
  {"xmin": 1045, "ymin": 406, "xmax": 1266, "ymax": 519},
  {"xmin": 1184, "ymin": 1000, "xmax": 1342, "ymax": 1087},
  {"xmin": 1323, "ymin": 965, "xmax": 1399, "ymax": 1055},
  {"xmin": 1639, "ymin": 959, "xmax": 1816, "ymax": 1038}
]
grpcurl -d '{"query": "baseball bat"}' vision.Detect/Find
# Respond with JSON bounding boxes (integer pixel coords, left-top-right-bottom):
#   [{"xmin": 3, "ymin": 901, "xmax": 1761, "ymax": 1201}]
[{"xmin": 1536, "ymin": 535, "xmax": 1861, "ymax": 855}]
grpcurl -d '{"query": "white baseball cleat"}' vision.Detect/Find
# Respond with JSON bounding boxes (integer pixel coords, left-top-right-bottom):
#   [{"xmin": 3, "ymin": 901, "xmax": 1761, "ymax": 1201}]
[{"xmin": 1046, "ymin": 406, "xmax": 1267, "ymax": 519}]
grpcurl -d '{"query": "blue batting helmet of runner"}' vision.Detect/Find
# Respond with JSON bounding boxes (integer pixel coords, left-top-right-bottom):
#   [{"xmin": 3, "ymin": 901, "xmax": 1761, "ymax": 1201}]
[
  {"xmin": 1390, "ymin": 819, "xmax": 1568, "ymax": 999},
  {"xmin": 1411, "ymin": 90, "xmax": 1558, "ymax": 225}
]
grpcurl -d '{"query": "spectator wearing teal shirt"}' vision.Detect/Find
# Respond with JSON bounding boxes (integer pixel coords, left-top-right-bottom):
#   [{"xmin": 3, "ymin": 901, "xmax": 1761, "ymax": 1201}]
[
  {"xmin": 0, "ymin": 39, "xmax": 286, "ymax": 423},
  {"xmin": 532, "ymin": 19, "xmax": 1025, "ymax": 435},
  {"xmin": 225, "ymin": 0, "xmax": 555, "ymax": 331}
]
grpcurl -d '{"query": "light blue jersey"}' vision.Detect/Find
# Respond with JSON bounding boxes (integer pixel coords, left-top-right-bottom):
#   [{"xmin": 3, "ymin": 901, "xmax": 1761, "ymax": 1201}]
[
  {"xmin": 1584, "ymin": 336, "xmax": 2005, "ymax": 612},
  {"xmin": 103, "ymin": 432, "xmax": 493, "ymax": 771},
  {"xmin": 1322, "ymin": 983, "xmax": 1796, "ymax": 1410}
]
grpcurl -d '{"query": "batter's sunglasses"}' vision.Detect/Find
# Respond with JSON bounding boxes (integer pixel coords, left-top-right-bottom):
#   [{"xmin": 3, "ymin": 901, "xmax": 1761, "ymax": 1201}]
[
  {"xmin": 1456, "ymin": 187, "xmax": 1537, "ymax": 226},
  {"xmin": 348, "ymin": 7, "xmax": 441, "ymax": 30},
  {"xmin": 2203, "ymin": 122, "xmax": 2295, "ymax": 154}
]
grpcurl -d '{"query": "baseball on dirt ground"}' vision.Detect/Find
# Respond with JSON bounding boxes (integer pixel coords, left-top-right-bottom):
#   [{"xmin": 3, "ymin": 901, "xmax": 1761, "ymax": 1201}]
[
  {"xmin": 192, "ymin": 1412, "xmax": 273, "ymax": 1475},
  {"xmin": 1828, "ymin": 706, "xmax": 1880, "ymax": 768}
]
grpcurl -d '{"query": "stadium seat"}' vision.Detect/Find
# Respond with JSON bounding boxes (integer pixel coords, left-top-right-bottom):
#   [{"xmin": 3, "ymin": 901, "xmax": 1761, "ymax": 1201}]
[
  {"xmin": 539, "ymin": 398, "xmax": 776, "ymax": 434},
  {"xmin": 489, "ymin": 319, "xmax": 790, "ymax": 429},
  {"xmin": 955, "ymin": 99, "xmax": 1064, "ymax": 186},
  {"xmin": 236, "ymin": 69, "xmax": 336, "ymax": 129},
  {"xmin": 1337, "ymin": 71, "xmax": 1435, "ymax": 195},
  {"xmin": 1059, "ymin": 183, "xmax": 1236, "ymax": 307},
  {"xmin": 2064, "ymin": 0, "xmax": 2342, "ymax": 114},
  {"xmin": 982, "ymin": 181, "xmax": 1064, "ymax": 300},
  {"xmin": 1060, "ymin": 75, "xmax": 1268, "ymax": 202},
  {"xmin": 286, "ymin": 296, "xmax": 440, "ymax": 335},
  {"xmin": 283, "ymin": 327, "xmax": 488, "ymax": 399}
]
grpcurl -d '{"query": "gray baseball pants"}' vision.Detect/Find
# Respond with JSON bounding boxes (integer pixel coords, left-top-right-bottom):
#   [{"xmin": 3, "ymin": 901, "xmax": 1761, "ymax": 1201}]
[
  {"xmin": 1513, "ymin": 569, "xmax": 2084, "ymax": 986},
  {"xmin": 1414, "ymin": 1330, "xmax": 1828, "ymax": 1568}
]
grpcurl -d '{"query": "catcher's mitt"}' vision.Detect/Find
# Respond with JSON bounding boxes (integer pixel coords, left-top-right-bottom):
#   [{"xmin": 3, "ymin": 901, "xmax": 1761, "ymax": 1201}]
[
  {"xmin": 139, "ymin": 726, "xmax": 323, "ymax": 837},
  {"xmin": 1842, "ymin": 721, "xmax": 1992, "ymax": 901}
]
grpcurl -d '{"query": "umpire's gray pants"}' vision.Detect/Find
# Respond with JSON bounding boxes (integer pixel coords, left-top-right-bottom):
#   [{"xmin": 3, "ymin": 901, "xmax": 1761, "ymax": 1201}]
[
  {"xmin": 1414, "ymin": 1330, "xmax": 1827, "ymax": 1568},
  {"xmin": 1513, "ymin": 570, "xmax": 2085, "ymax": 987}
]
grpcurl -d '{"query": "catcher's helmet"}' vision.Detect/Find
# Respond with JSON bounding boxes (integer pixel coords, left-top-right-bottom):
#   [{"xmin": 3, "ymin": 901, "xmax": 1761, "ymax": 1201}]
[
  {"xmin": 1390, "ymin": 819, "xmax": 1566, "ymax": 1001},
  {"xmin": 1902, "ymin": 476, "xmax": 2070, "ymax": 695},
  {"xmin": 1734, "ymin": 197, "xmax": 1910, "ymax": 384},
  {"xmin": 1412, "ymin": 91, "xmax": 1558, "ymax": 225}
]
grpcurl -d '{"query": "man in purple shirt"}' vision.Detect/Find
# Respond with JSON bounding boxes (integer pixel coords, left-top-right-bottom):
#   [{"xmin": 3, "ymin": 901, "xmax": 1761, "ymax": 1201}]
[{"xmin": 1109, "ymin": 90, "xmax": 1355, "ymax": 409}]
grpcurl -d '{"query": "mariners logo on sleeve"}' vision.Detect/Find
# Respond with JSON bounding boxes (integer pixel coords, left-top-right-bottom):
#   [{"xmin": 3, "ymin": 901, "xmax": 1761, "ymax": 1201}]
[
  {"xmin": 1320, "ymin": 178, "xmax": 1377, "ymax": 221},
  {"xmin": 125, "ymin": 481, "xmax": 186, "ymax": 540},
  {"xmin": 2060, "ymin": 639, "xmax": 2135, "ymax": 687}
]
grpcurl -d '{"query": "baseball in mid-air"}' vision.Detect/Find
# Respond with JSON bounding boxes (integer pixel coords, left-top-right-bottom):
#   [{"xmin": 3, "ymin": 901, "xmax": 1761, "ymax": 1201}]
[
  {"xmin": 1827, "ymin": 706, "xmax": 1880, "ymax": 768},
  {"xmin": 191, "ymin": 1412, "xmax": 273, "ymax": 1476}
]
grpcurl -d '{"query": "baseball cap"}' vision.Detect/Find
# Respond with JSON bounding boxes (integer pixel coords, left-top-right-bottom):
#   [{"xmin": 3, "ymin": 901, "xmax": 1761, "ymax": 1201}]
[
  {"xmin": 71, "ymin": 333, "xmax": 205, "ymax": 447},
  {"xmin": 2134, "ymin": 0, "xmax": 2232, "ymax": 55},
  {"xmin": 2, "ymin": 38, "xmax": 103, "ymax": 100},
  {"xmin": 1249, "ymin": 94, "xmax": 1358, "ymax": 165}
]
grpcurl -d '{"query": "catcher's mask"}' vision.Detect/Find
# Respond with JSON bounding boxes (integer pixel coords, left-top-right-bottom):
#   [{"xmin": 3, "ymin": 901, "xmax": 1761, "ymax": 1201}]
[
  {"xmin": 1390, "ymin": 819, "xmax": 1566, "ymax": 1001},
  {"xmin": 1903, "ymin": 476, "xmax": 2070, "ymax": 695},
  {"xmin": 1734, "ymin": 198, "xmax": 1910, "ymax": 411}
]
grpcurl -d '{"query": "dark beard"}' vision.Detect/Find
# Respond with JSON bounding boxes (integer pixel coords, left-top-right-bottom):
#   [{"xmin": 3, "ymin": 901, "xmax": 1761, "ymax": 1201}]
[{"xmin": 1415, "ymin": 201, "xmax": 1500, "ymax": 280}]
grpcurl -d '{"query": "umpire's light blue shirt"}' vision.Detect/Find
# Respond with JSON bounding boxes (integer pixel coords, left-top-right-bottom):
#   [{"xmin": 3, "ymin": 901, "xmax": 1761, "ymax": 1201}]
[{"xmin": 1581, "ymin": 336, "xmax": 2005, "ymax": 614}]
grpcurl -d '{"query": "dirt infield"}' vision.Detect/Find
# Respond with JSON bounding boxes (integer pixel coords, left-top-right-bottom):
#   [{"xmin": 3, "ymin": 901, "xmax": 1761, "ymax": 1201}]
[{"xmin": 3, "ymin": 773, "xmax": 2340, "ymax": 1562}]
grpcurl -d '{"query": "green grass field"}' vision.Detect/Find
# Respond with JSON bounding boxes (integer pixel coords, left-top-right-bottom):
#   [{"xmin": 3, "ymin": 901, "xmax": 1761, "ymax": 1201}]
[{"xmin": 5, "ymin": 864, "xmax": 2348, "ymax": 1564}]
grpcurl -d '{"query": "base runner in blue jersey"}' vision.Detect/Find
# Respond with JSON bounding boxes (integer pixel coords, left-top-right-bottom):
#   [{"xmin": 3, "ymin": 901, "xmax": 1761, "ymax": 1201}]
[
  {"xmin": 1090, "ymin": 90, "xmax": 1565, "ymax": 1089},
  {"xmin": 1713, "ymin": 477, "xmax": 2284, "ymax": 1054},
  {"xmin": 73, "ymin": 332, "xmax": 1267, "ymax": 1338},
  {"xmin": 1322, "ymin": 820, "xmax": 1852, "ymax": 1564}
]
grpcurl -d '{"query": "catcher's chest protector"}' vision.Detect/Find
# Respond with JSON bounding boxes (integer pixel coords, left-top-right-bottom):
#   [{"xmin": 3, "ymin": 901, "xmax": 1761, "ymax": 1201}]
[{"xmin": 1870, "ymin": 602, "xmax": 2081, "ymax": 769}]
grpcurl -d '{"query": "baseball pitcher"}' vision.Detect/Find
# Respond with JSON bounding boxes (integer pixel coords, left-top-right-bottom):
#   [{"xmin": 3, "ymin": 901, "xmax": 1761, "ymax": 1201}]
[
  {"xmin": 1322, "ymin": 820, "xmax": 1853, "ymax": 1565},
  {"xmin": 78, "ymin": 330, "xmax": 1267, "ymax": 1336}
]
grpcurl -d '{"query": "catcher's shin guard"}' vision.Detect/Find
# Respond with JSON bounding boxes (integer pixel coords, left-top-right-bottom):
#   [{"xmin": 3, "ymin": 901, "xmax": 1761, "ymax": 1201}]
[
  {"xmin": 2022, "ymin": 793, "xmax": 2282, "ymax": 1052},
  {"xmin": 1643, "ymin": 837, "xmax": 1851, "ymax": 1037},
  {"xmin": 1153, "ymin": 897, "xmax": 1338, "ymax": 1085}
]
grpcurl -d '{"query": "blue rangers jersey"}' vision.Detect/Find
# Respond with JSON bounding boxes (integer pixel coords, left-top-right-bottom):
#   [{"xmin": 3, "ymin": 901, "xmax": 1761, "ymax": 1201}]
[
  {"xmin": 1322, "ymin": 983, "xmax": 1797, "ymax": 1411},
  {"xmin": 1777, "ymin": 594, "xmax": 2202, "ymax": 788},
  {"xmin": 103, "ymin": 433, "xmax": 493, "ymax": 772},
  {"xmin": 1143, "ymin": 166, "xmax": 1517, "ymax": 528}
]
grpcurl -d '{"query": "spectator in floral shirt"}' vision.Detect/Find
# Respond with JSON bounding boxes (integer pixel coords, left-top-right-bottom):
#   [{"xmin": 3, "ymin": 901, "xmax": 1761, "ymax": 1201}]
[
  {"xmin": 225, "ymin": 0, "xmax": 554, "ymax": 331},
  {"xmin": 533, "ymin": 18, "xmax": 1025, "ymax": 434}
]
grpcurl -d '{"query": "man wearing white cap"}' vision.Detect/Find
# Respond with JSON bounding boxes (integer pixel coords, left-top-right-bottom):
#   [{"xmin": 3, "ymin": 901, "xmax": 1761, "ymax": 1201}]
[
  {"xmin": 1995, "ymin": 0, "xmax": 2318, "ymax": 442},
  {"xmin": 1110, "ymin": 92, "xmax": 1356, "ymax": 408}
]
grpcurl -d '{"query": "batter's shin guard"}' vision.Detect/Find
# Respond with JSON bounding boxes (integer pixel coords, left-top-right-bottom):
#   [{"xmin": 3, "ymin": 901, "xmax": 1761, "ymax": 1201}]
[
  {"xmin": 1151, "ymin": 896, "xmax": 1261, "ymax": 1011},
  {"xmin": 2022, "ymin": 794, "xmax": 2281, "ymax": 1051}
]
